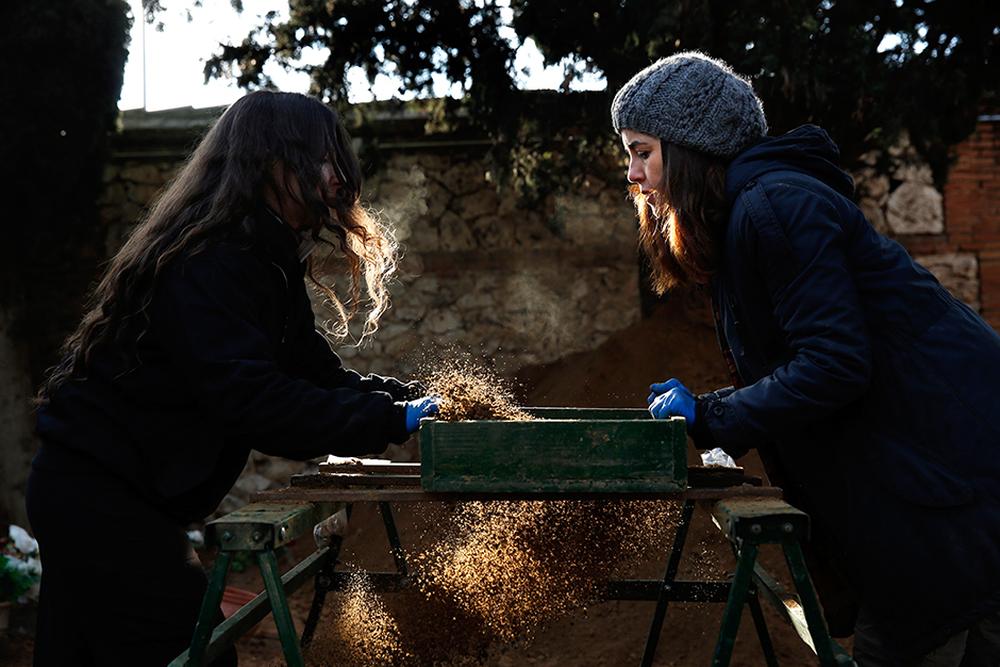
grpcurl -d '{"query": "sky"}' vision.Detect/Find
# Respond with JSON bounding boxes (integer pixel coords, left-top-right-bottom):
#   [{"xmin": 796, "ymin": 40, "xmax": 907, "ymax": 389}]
[{"xmin": 119, "ymin": 0, "xmax": 606, "ymax": 112}]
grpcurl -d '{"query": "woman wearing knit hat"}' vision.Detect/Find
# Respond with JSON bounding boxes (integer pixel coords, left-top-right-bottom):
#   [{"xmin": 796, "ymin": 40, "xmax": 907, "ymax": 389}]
[{"xmin": 614, "ymin": 52, "xmax": 1000, "ymax": 666}]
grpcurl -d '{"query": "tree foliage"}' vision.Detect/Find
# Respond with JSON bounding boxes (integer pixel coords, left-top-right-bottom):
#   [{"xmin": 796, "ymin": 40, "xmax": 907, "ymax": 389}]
[
  {"xmin": 514, "ymin": 0, "xmax": 998, "ymax": 179},
  {"xmin": 202, "ymin": 1, "xmax": 997, "ymax": 186},
  {"xmin": 0, "ymin": 0, "xmax": 130, "ymax": 524},
  {"xmin": 3, "ymin": 0, "xmax": 131, "ymax": 377}
]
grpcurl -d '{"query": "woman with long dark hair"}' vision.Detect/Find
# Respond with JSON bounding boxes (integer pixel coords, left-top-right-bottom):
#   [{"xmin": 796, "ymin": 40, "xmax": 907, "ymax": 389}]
[
  {"xmin": 28, "ymin": 90, "xmax": 438, "ymax": 665},
  {"xmin": 613, "ymin": 52, "xmax": 1000, "ymax": 665}
]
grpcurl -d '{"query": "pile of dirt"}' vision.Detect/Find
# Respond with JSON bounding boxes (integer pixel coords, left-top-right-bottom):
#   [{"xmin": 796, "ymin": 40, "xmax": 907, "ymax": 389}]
[{"xmin": 516, "ymin": 292, "xmax": 731, "ymax": 410}]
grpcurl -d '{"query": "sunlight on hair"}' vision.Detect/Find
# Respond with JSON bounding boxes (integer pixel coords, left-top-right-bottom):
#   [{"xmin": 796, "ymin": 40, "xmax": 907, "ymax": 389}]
[
  {"xmin": 311, "ymin": 203, "xmax": 399, "ymax": 345},
  {"xmin": 354, "ymin": 204, "xmax": 399, "ymax": 341}
]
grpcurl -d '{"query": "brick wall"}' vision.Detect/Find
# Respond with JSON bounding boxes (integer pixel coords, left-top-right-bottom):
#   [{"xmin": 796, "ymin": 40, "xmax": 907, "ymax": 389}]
[{"xmin": 941, "ymin": 118, "xmax": 1000, "ymax": 328}]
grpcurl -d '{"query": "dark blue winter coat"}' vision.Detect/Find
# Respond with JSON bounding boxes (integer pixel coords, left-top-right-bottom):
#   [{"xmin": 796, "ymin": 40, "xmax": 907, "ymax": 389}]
[
  {"xmin": 36, "ymin": 209, "xmax": 414, "ymax": 523},
  {"xmin": 692, "ymin": 125, "xmax": 1000, "ymax": 657}
]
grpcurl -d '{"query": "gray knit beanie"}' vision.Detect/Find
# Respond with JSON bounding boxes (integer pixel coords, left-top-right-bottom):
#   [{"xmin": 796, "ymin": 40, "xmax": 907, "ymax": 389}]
[{"xmin": 611, "ymin": 51, "xmax": 767, "ymax": 159}]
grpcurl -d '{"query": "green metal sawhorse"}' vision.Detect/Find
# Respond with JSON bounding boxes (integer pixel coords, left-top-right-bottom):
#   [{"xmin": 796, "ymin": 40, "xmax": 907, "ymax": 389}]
[
  {"xmin": 707, "ymin": 498, "xmax": 854, "ymax": 666},
  {"xmin": 168, "ymin": 501, "xmax": 344, "ymax": 667},
  {"xmin": 175, "ymin": 483, "xmax": 854, "ymax": 666},
  {"xmin": 260, "ymin": 472, "xmax": 853, "ymax": 666}
]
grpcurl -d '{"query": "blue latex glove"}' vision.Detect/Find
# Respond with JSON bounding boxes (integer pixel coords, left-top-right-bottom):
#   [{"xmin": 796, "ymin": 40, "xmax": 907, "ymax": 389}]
[
  {"xmin": 647, "ymin": 378, "xmax": 696, "ymax": 426},
  {"xmin": 647, "ymin": 378, "xmax": 691, "ymax": 405},
  {"xmin": 404, "ymin": 396, "xmax": 440, "ymax": 433}
]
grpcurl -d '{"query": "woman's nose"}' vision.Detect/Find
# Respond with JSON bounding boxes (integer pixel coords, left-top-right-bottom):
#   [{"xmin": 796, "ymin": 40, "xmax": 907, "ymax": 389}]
[{"xmin": 627, "ymin": 160, "xmax": 644, "ymax": 185}]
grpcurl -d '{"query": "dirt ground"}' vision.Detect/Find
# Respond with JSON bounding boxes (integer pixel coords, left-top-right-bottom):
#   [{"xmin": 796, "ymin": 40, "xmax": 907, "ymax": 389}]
[{"xmin": 0, "ymin": 294, "xmax": 853, "ymax": 665}]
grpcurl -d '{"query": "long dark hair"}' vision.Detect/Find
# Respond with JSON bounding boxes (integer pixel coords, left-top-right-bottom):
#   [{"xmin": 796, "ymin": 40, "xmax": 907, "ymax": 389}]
[
  {"xmin": 42, "ymin": 91, "xmax": 397, "ymax": 398},
  {"xmin": 630, "ymin": 142, "xmax": 728, "ymax": 294}
]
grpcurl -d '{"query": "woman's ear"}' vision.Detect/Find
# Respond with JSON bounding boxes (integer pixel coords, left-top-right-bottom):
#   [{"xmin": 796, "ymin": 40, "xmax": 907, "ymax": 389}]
[
  {"xmin": 263, "ymin": 162, "xmax": 285, "ymax": 215},
  {"xmin": 270, "ymin": 161, "xmax": 292, "ymax": 194}
]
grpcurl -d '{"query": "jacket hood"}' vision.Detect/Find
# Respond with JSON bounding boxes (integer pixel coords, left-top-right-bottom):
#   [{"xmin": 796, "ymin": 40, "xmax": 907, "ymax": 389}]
[{"xmin": 724, "ymin": 124, "xmax": 855, "ymax": 202}]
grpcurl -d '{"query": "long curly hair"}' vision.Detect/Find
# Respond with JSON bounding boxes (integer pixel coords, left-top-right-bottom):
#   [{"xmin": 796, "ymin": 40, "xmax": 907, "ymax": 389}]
[
  {"xmin": 630, "ymin": 141, "xmax": 728, "ymax": 294},
  {"xmin": 41, "ymin": 91, "xmax": 397, "ymax": 398}
]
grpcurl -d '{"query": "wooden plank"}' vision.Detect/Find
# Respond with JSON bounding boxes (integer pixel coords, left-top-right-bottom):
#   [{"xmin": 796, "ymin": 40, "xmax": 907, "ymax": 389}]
[
  {"xmin": 205, "ymin": 502, "xmax": 325, "ymax": 551},
  {"xmin": 290, "ymin": 473, "xmax": 420, "ymax": 488},
  {"xmin": 687, "ymin": 465, "xmax": 762, "ymax": 488},
  {"xmin": 420, "ymin": 417, "xmax": 688, "ymax": 493},
  {"xmin": 317, "ymin": 461, "xmax": 420, "ymax": 475},
  {"xmin": 524, "ymin": 407, "xmax": 653, "ymax": 420},
  {"xmin": 711, "ymin": 498, "xmax": 810, "ymax": 544},
  {"xmin": 296, "ymin": 472, "xmax": 758, "ymax": 490},
  {"xmin": 318, "ymin": 456, "xmax": 420, "ymax": 475},
  {"xmin": 250, "ymin": 485, "xmax": 783, "ymax": 503},
  {"xmin": 307, "ymin": 464, "xmax": 757, "ymax": 490}
]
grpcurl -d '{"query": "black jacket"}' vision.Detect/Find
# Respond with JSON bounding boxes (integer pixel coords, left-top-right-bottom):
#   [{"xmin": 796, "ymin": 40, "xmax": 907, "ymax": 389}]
[
  {"xmin": 692, "ymin": 125, "xmax": 1000, "ymax": 657},
  {"xmin": 36, "ymin": 208, "xmax": 413, "ymax": 522}
]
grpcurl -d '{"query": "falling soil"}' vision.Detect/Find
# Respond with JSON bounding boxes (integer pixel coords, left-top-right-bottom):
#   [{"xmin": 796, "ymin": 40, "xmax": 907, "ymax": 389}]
[
  {"xmin": 304, "ymin": 569, "xmax": 493, "ymax": 666},
  {"xmin": 309, "ymin": 500, "xmax": 686, "ymax": 666},
  {"xmin": 303, "ymin": 571, "xmax": 405, "ymax": 665},
  {"xmin": 308, "ymin": 358, "xmax": 704, "ymax": 666},
  {"xmin": 423, "ymin": 358, "xmax": 533, "ymax": 422},
  {"xmin": 414, "ymin": 499, "xmax": 682, "ymax": 642}
]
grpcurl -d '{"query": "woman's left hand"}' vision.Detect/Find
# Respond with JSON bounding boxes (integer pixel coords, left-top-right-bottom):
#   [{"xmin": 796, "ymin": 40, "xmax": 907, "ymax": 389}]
[
  {"xmin": 404, "ymin": 396, "xmax": 441, "ymax": 433},
  {"xmin": 647, "ymin": 378, "xmax": 696, "ymax": 425}
]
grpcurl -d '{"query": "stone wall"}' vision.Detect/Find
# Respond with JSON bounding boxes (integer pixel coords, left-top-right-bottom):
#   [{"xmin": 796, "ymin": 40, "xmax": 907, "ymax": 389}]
[
  {"xmin": 342, "ymin": 154, "xmax": 639, "ymax": 377},
  {"xmin": 853, "ymin": 118, "xmax": 1000, "ymax": 317},
  {"xmin": 100, "ymin": 117, "xmax": 642, "ymax": 381}
]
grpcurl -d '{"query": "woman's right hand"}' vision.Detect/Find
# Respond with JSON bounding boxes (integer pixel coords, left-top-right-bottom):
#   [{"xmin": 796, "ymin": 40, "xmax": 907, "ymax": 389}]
[
  {"xmin": 647, "ymin": 378, "xmax": 696, "ymax": 426},
  {"xmin": 404, "ymin": 396, "xmax": 441, "ymax": 433}
]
